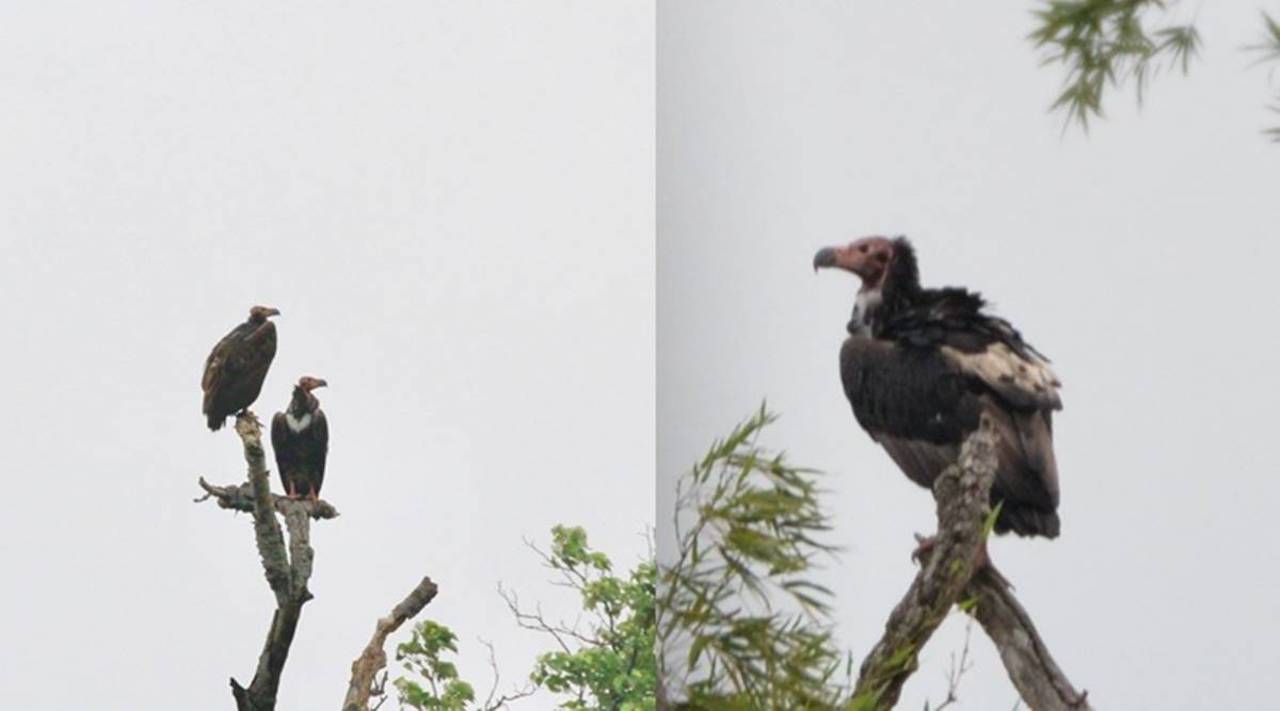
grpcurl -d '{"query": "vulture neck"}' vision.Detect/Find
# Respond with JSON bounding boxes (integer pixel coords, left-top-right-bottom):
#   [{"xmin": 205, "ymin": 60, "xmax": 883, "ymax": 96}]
[
  {"xmin": 288, "ymin": 386, "xmax": 319, "ymax": 416},
  {"xmin": 849, "ymin": 254, "xmax": 923, "ymax": 336}
]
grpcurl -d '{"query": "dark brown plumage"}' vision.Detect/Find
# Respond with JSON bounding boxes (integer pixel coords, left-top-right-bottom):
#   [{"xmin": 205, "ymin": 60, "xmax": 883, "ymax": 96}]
[
  {"xmin": 815, "ymin": 236, "xmax": 1063, "ymax": 538},
  {"xmin": 271, "ymin": 376, "xmax": 329, "ymax": 500},
  {"xmin": 201, "ymin": 305, "xmax": 280, "ymax": 431}
]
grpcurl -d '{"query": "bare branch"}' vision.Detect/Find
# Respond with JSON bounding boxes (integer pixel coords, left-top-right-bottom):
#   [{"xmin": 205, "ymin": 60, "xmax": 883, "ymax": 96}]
[
  {"xmin": 498, "ymin": 583, "xmax": 601, "ymax": 651},
  {"xmin": 369, "ymin": 672, "xmax": 389, "ymax": 711},
  {"xmin": 479, "ymin": 638, "xmax": 537, "ymax": 711},
  {"xmin": 343, "ymin": 576, "xmax": 440, "ymax": 711},
  {"xmin": 963, "ymin": 569, "xmax": 1090, "ymax": 711},
  {"xmin": 925, "ymin": 618, "xmax": 974, "ymax": 711},
  {"xmin": 196, "ymin": 477, "xmax": 339, "ymax": 520}
]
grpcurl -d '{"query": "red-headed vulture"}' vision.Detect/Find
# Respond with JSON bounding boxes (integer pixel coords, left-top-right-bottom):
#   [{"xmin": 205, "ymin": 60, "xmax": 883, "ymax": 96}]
[
  {"xmin": 271, "ymin": 376, "xmax": 329, "ymax": 500},
  {"xmin": 815, "ymin": 236, "xmax": 1062, "ymax": 538}
]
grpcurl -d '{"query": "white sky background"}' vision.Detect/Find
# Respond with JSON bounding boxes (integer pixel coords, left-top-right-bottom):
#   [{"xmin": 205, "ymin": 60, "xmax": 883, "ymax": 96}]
[
  {"xmin": 0, "ymin": 2, "xmax": 653, "ymax": 709},
  {"xmin": 659, "ymin": 3, "xmax": 1278, "ymax": 710}
]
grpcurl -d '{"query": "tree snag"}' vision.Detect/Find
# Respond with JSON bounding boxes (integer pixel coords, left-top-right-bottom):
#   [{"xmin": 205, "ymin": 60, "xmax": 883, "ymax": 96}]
[
  {"xmin": 851, "ymin": 416, "xmax": 1091, "ymax": 711},
  {"xmin": 343, "ymin": 576, "xmax": 440, "ymax": 711},
  {"xmin": 197, "ymin": 411, "xmax": 340, "ymax": 711}
]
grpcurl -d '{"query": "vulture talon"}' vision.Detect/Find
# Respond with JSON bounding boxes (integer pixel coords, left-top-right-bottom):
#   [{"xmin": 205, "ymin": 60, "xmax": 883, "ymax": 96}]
[{"xmin": 911, "ymin": 533, "xmax": 936, "ymax": 564}]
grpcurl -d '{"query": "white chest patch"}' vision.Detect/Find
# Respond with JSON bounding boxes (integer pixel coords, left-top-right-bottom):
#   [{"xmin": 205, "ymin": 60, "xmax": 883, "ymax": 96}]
[
  {"xmin": 850, "ymin": 289, "xmax": 883, "ymax": 335},
  {"xmin": 285, "ymin": 412, "xmax": 313, "ymax": 433}
]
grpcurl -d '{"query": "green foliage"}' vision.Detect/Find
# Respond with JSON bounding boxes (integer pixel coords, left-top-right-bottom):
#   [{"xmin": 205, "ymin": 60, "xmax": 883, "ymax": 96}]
[
  {"xmin": 394, "ymin": 621, "xmax": 478, "ymax": 711},
  {"xmin": 982, "ymin": 501, "xmax": 1004, "ymax": 539},
  {"xmin": 1029, "ymin": 2, "xmax": 1280, "ymax": 138},
  {"xmin": 521, "ymin": 525, "xmax": 657, "ymax": 711},
  {"xmin": 1030, "ymin": 0, "xmax": 1199, "ymax": 128},
  {"xmin": 395, "ymin": 526, "xmax": 654, "ymax": 710},
  {"xmin": 1249, "ymin": 12, "xmax": 1280, "ymax": 141},
  {"xmin": 659, "ymin": 405, "xmax": 851, "ymax": 709}
]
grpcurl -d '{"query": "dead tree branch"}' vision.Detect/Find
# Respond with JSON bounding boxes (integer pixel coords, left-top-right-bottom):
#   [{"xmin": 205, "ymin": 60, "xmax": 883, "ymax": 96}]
[
  {"xmin": 851, "ymin": 416, "xmax": 1091, "ymax": 711},
  {"xmin": 343, "ymin": 576, "xmax": 440, "ymax": 711},
  {"xmin": 196, "ymin": 477, "xmax": 339, "ymax": 520},
  {"xmin": 962, "ymin": 570, "xmax": 1089, "ymax": 711},
  {"xmin": 196, "ymin": 411, "xmax": 334, "ymax": 711}
]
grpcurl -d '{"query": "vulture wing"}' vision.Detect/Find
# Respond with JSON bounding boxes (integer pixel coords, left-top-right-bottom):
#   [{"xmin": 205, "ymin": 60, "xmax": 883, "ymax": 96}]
[
  {"xmin": 271, "ymin": 412, "xmax": 297, "ymax": 494},
  {"xmin": 840, "ymin": 332, "xmax": 1061, "ymax": 537},
  {"xmin": 307, "ymin": 410, "xmax": 329, "ymax": 496},
  {"xmin": 839, "ymin": 335, "xmax": 981, "ymax": 445},
  {"xmin": 881, "ymin": 297, "xmax": 1061, "ymax": 412},
  {"xmin": 229, "ymin": 321, "xmax": 277, "ymax": 392},
  {"xmin": 202, "ymin": 324, "xmax": 250, "ymax": 414}
]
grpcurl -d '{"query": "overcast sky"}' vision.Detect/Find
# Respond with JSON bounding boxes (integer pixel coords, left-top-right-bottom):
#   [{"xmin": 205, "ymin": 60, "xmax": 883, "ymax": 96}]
[
  {"xmin": 659, "ymin": 2, "xmax": 1278, "ymax": 709},
  {"xmin": 0, "ymin": 2, "xmax": 652, "ymax": 709}
]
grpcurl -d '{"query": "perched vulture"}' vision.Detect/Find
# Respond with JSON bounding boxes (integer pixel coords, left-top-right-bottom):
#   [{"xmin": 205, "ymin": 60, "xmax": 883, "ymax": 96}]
[
  {"xmin": 814, "ymin": 236, "xmax": 1062, "ymax": 538},
  {"xmin": 201, "ymin": 305, "xmax": 280, "ymax": 431},
  {"xmin": 271, "ymin": 376, "xmax": 329, "ymax": 500}
]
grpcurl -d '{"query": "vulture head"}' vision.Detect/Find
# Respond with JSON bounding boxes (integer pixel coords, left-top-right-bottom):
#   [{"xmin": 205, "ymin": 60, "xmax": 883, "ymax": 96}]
[
  {"xmin": 249, "ymin": 305, "xmax": 282, "ymax": 323},
  {"xmin": 291, "ymin": 375, "xmax": 327, "ymax": 413},
  {"xmin": 298, "ymin": 376, "xmax": 328, "ymax": 392},
  {"xmin": 812, "ymin": 236, "xmax": 919, "ymax": 291},
  {"xmin": 814, "ymin": 236, "xmax": 923, "ymax": 333}
]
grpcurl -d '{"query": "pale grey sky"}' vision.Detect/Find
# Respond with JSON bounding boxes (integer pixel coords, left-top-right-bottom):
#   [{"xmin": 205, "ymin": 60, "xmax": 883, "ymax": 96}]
[
  {"xmin": 659, "ymin": 2, "xmax": 1278, "ymax": 709},
  {"xmin": 0, "ymin": 2, "xmax": 653, "ymax": 709}
]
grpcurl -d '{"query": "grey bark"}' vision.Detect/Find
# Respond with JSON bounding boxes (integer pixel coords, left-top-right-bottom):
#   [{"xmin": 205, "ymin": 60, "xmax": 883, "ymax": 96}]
[
  {"xmin": 197, "ymin": 412, "xmax": 338, "ymax": 711},
  {"xmin": 343, "ymin": 576, "xmax": 440, "ymax": 711},
  {"xmin": 963, "ymin": 570, "xmax": 1090, "ymax": 710},
  {"xmin": 850, "ymin": 416, "xmax": 1090, "ymax": 711}
]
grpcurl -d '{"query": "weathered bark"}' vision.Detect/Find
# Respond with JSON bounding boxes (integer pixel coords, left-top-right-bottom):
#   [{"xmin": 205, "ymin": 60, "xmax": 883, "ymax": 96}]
[
  {"xmin": 196, "ymin": 477, "xmax": 339, "ymax": 520},
  {"xmin": 343, "ymin": 576, "xmax": 440, "ymax": 711},
  {"xmin": 963, "ymin": 570, "xmax": 1089, "ymax": 710},
  {"xmin": 198, "ymin": 411, "xmax": 337, "ymax": 711},
  {"xmin": 850, "ymin": 417, "xmax": 1091, "ymax": 710}
]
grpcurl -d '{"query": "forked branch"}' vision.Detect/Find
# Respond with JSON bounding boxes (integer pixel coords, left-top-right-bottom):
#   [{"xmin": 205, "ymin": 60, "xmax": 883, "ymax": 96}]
[
  {"xmin": 197, "ymin": 411, "xmax": 335, "ymax": 711},
  {"xmin": 851, "ymin": 417, "xmax": 1090, "ymax": 711},
  {"xmin": 343, "ymin": 576, "xmax": 440, "ymax": 711}
]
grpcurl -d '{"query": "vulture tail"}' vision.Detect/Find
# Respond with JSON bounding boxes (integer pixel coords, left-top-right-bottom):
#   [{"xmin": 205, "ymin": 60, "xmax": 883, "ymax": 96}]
[
  {"xmin": 207, "ymin": 414, "xmax": 224, "ymax": 432},
  {"xmin": 994, "ymin": 503, "xmax": 1060, "ymax": 539}
]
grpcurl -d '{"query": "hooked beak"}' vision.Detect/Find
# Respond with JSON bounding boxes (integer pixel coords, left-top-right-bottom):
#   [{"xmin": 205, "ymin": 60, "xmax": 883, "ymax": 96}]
[
  {"xmin": 313, "ymin": 378, "xmax": 328, "ymax": 389},
  {"xmin": 813, "ymin": 247, "xmax": 838, "ymax": 273},
  {"xmin": 266, "ymin": 307, "xmax": 282, "ymax": 317}
]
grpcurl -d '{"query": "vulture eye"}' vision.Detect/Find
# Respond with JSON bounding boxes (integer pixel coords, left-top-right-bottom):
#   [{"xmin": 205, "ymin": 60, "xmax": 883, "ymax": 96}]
[{"xmin": 858, "ymin": 244, "xmax": 869, "ymax": 253}]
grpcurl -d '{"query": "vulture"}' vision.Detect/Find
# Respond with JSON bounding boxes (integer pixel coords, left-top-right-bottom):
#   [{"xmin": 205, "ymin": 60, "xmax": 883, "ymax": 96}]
[
  {"xmin": 271, "ymin": 376, "xmax": 329, "ymax": 500},
  {"xmin": 201, "ymin": 305, "xmax": 280, "ymax": 431},
  {"xmin": 814, "ymin": 236, "xmax": 1062, "ymax": 539}
]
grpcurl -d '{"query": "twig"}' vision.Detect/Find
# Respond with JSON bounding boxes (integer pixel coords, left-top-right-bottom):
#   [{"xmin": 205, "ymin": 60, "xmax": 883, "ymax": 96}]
[
  {"xmin": 498, "ymin": 584, "xmax": 601, "ymax": 651},
  {"xmin": 343, "ymin": 576, "xmax": 440, "ymax": 711},
  {"xmin": 479, "ymin": 638, "xmax": 537, "ymax": 711},
  {"xmin": 925, "ymin": 618, "xmax": 974, "ymax": 711}
]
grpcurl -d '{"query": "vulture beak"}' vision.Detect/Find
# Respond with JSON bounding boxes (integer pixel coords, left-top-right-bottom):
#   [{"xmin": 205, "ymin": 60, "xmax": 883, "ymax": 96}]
[
  {"xmin": 266, "ymin": 307, "xmax": 282, "ymax": 317},
  {"xmin": 315, "ymin": 379, "xmax": 328, "ymax": 388},
  {"xmin": 813, "ymin": 246, "xmax": 839, "ymax": 273}
]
